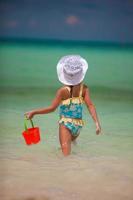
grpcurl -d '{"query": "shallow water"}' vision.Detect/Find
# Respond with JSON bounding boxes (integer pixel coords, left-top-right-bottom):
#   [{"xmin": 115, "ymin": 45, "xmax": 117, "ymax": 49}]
[
  {"xmin": 0, "ymin": 87, "xmax": 133, "ymax": 200},
  {"xmin": 0, "ymin": 42, "xmax": 133, "ymax": 200}
]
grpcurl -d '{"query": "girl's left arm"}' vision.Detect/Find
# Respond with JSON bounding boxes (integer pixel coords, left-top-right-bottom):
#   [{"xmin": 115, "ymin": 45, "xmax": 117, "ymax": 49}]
[
  {"xmin": 25, "ymin": 89, "xmax": 62, "ymax": 119},
  {"xmin": 84, "ymin": 87, "xmax": 101, "ymax": 135}
]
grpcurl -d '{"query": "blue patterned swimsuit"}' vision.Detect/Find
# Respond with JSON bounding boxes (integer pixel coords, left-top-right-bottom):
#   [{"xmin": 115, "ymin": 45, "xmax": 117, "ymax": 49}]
[{"xmin": 59, "ymin": 84, "xmax": 84, "ymax": 136}]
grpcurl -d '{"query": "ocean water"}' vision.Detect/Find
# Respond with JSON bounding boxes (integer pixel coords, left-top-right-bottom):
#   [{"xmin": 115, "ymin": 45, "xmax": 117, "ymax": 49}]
[{"xmin": 0, "ymin": 41, "xmax": 133, "ymax": 200}]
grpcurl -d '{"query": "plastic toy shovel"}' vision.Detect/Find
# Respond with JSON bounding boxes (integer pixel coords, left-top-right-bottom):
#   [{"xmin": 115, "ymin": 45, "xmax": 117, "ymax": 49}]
[{"xmin": 22, "ymin": 118, "xmax": 41, "ymax": 145}]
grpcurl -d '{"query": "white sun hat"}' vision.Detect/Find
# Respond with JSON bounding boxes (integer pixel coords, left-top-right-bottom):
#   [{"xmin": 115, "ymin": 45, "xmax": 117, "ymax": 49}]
[{"xmin": 57, "ymin": 55, "xmax": 88, "ymax": 85}]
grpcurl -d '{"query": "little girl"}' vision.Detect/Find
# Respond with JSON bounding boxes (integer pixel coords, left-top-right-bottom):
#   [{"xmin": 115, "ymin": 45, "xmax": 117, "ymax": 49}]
[{"xmin": 25, "ymin": 55, "xmax": 101, "ymax": 156}]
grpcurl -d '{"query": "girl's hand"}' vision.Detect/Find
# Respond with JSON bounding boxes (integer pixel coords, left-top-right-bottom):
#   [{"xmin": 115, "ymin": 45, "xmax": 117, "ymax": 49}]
[
  {"xmin": 96, "ymin": 123, "xmax": 101, "ymax": 135},
  {"xmin": 25, "ymin": 111, "xmax": 34, "ymax": 119}
]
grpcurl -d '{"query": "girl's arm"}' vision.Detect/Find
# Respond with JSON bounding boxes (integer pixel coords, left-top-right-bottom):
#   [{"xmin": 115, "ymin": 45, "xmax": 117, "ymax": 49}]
[
  {"xmin": 25, "ymin": 89, "xmax": 62, "ymax": 119},
  {"xmin": 84, "ymin": 87, "xmax": 101, "ymax": 134}
]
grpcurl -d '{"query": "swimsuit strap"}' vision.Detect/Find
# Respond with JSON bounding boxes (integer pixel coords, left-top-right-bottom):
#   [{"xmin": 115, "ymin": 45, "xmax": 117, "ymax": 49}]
[
  {"xmin": 64, "ymin": 86, "xmax": 73, "ymax": 98},
  {"xmin": 64, "ymin": 86, "xmax": 71, "ymax": 93},
  {"xmin": 79, "ymin": 83, "xmax": 83, "ymax": 98}
]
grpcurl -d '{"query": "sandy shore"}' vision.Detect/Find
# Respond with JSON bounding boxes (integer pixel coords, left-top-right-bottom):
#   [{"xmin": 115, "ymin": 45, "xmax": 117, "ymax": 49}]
[{"xmin": 0, "ymin": 154, "xmax": 133, "ymax": 200}]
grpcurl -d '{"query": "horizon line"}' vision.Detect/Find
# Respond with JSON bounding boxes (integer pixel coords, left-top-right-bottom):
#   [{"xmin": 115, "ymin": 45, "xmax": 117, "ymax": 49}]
[{"xmin": 0, "ymin": 37, "xmax": 133, "ymax": 48}]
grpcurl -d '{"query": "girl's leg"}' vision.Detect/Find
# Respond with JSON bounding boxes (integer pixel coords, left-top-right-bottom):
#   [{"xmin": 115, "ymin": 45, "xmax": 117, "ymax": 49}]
[
  {"xmin": 71, "ymin": 133, "xmax": 80, "ymax": 146},
  {"xmin": 59, "ymin": 124, "xmax": 72, "ymax": 156},
  {"xmin": 71, "ymin": 134, "xmax": 79, "ymax": 141}
]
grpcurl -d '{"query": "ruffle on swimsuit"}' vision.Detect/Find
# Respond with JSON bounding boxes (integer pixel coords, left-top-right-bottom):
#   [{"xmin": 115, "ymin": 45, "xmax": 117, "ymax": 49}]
[{"xmin": 59, "ymin": 117, "xmax": 84, "ymax": 126}]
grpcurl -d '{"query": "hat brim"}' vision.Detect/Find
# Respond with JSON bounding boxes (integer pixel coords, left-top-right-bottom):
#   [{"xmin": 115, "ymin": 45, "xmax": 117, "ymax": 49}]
[{"xmin": 57, "ymin": 57, "xmax": 88, "ymax": 85}]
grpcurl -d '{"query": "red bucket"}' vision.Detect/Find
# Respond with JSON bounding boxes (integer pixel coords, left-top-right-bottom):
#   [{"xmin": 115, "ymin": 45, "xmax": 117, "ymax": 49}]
[{"xmin": 22, "ymin": 119, "xmax": 41, "ymax": 145}]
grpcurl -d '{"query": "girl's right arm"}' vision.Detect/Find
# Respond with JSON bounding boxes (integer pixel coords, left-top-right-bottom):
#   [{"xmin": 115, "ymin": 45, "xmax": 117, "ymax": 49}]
[
  {"xmin": 25, "ymin": 89, "xmax": 62, "ymax": 119},
  {"xmin": 84, "ymin": 87, "xmax": 101, "ymax": 134}
]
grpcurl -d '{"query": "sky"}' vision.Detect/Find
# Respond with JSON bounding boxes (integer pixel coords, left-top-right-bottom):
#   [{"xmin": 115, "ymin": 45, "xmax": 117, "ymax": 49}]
[{"xmin": 0, "ymin": 0, "xmax": 133, "ymax": 43}]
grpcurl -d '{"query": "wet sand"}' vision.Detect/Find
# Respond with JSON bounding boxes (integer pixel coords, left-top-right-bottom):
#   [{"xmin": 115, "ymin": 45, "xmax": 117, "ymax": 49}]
[{"xmin": 0, "ymin": 153, "xmax": 133, "ymax": 200}]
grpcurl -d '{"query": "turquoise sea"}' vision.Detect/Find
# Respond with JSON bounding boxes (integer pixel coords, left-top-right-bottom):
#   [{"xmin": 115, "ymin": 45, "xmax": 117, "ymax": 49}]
[{"xmin": 0, "ymin": 40, "xmax": 133, "ymax": 200}]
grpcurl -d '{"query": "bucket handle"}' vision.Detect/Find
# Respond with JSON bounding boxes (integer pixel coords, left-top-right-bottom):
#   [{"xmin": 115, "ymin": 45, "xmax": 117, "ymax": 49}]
[{"xmin": 24, "ymin": 118, "xmax": 34, "ymax": 131}]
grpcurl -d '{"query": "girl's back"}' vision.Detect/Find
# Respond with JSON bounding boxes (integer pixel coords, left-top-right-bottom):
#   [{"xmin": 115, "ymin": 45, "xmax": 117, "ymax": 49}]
[{"xmin": 61, "ymin": 84, "xmax": 87, "ymax": 100}]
